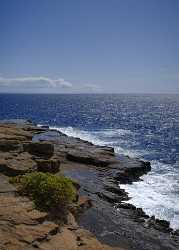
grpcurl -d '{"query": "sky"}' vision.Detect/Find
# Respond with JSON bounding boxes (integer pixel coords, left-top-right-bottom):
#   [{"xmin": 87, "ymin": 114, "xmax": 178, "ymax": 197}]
[{"xmin": 0, "ymin": 0, "xmax": 179, "ymax": 93}]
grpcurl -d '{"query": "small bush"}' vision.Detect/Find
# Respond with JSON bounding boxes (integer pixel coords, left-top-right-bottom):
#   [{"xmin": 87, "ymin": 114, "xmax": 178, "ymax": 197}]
[{"xmin": 10, "ymin": 172, "xmax": 77, "ymax": 211}]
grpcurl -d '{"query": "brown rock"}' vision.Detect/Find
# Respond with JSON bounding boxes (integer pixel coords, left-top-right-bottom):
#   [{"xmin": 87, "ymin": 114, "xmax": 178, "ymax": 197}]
[
  {"xmin": 0, "ymin": 152, "xmax": 37, "ymax": 176},
  {"xmin": 67, "ymin": 212, "xmax": 79, "ymax": 230},
  {"xmin": 36, "ymin": 157, "xmax": 60, "ymax": 173},
  {"xmin": 0, "ymin": 194, "xmax": 59, "ymax": 249},
  {"xmin": 23, "ymin": 141, "xmax": 54, "ymax": 158},
  {"xmin": 14, "ymin": 222, "xmax": 58, "ymax": 243},
  {"xmin": 0, "ymin": 139, "xmax": 21, "ymax": 152},
  {"xmin": 78, "ymin": 196, "xmax": 92, "ymax": 210},
  {"xmin": 39, "ymin": 227, "xmax": 124, "ymax": 250},
  {"xmin": 0, "ymin": 196, "xmax": 47, "ymax": 225},
  {"xmin": 66, "ymin": 150, "xmax": 111, "ymax": 167},
  {"xmin": 0, "ymin": 124, "xmax": 33, "ymax": 140},
  {"xmin": 0, "ymin": 174, "xmax": 17, "ymax": 195}
]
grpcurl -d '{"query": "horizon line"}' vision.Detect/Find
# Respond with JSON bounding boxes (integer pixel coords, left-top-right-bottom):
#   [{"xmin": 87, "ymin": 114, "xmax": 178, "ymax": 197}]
[{"xmin": 0, "ymin": 92, "xmax": 179, "ymax": 95}]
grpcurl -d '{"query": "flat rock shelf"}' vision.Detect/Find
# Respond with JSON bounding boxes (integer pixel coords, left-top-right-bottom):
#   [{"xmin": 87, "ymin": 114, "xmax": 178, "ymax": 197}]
[{"xmin": 0, "ymin": 119, "xmax": 178, "ymax": 250}]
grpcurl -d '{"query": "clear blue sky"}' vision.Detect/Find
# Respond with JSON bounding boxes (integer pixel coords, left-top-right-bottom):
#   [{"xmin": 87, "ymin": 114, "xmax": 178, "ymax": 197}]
[{"xmin": 0, "ymin": 0, "xmax": 179, "ymax": 93}]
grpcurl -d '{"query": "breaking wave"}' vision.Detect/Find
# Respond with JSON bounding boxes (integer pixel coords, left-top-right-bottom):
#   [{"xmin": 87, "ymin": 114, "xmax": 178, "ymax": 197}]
[{"xmin": 49, "ymin": 125, "xmax": 179, "ymax": 229}]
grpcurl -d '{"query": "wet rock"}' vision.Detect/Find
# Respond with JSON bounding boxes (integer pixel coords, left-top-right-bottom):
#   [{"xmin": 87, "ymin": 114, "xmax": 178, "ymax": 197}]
[
  {"xmin": 154, "ymin": 219, "xmax": 172, "ymax": 232},
  {"xmin": 23, "ymin": 141, "xmax": 54, "ymax": 158},
  {"xmin": 173, "ymin": 230, "xmax": 179, "ymax": 236},
  {"xmin": 38, "ymin": 125, "xmax": 49, "ymax": 129},
  {"xmin": 143, "ymin": 216, "xmax": 172, "ymax": 232},
  {"xmin": 97, "ymin": 146, "xmax": 115, "ymax": 155},
  {"xmin": 134, "ymin": 217, "xmax": 146, "ymax": 223},
  {"xmin": 98, "ymin": 191, "xmax": 122, "ymax": 203},
  {"xmin": 35, "ymin": 158, "xmax": 60, "ymax": 173},
  {"xmin": 103, "ymin": 181, "xmax": 128, "ymax": 197},
  {"xmin": 114, "ymin": 161, "xmax": 151, "ymax": 184},
  {"xmin": 135, "ymin": 208, "xmax": 149, "ymax": 218},
  {"xmin": 117, "ymin": 202, "xmax": 136, "ymax": 210},
  {"xmin": 24, "ymin": 125, "xmax": 47, "ymax": 134}
]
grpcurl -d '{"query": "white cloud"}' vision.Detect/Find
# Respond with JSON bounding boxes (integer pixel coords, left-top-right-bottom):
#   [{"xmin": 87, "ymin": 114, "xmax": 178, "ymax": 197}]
[
  {"xmin": 0, "ymin": 75, "xmax": 102, "ymax": 93},
  {"xmin": 0, "ymin": 76, "xmax": 72, "ymax": 89}
]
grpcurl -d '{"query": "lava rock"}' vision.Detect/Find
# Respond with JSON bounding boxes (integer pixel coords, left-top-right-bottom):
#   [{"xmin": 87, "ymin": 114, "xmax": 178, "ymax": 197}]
[
  {"xmin": 117, "ymin": 203, "xmax": 136, "ymax": 210},
  {"xmin": 103, "ymin": 181, "xmax": 128, "ymax": 197},
  {"xmin": 114, "ymin": 161, "xmax": 151, "ymax": 184},
  {"xmin": 154, "ymin": 219, "xmax": 172, "ymax": 232},
  {"xmin": 98, "ymin": 191, "xmax": 122, "ymax": 203}
]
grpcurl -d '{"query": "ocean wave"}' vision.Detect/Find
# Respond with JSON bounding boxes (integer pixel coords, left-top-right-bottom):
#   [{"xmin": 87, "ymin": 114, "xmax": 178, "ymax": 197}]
[
  {"xmin": 49, "ymin": 126, "xmax": 106, "ymax": 146},
  {"xmin": 120, "ymin": 160, "xmax": 179, "ymax": 229},
  {"xmin": 49, "ymin": 126, "xmax": 137, "ymax": 155},
  {"xmin": 49, "ymin": 125, "xmax": 179, "ymax": 229}
]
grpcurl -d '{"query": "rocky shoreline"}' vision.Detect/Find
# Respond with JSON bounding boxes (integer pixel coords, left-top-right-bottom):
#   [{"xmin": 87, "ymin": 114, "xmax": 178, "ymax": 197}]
[{"xmin": 0, "ymin": 120, "xmax": 179, "ymax": 250}]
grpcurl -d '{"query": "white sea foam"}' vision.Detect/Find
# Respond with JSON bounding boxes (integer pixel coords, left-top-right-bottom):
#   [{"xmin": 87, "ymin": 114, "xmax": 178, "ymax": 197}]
[
  {"xmin": 50, "ymin": 126, "xmax": 135, "ymax": 151},
  {"xmin": 120, "ymin": 160, "xmax": 179, "ymax": 229},
  {"xmin": 48, "ymin": 125, "xmax": 179, "ymax": 229},
  {"xmin": 50, "ymin": 126, "xmax": 106, "ymax": 146}
]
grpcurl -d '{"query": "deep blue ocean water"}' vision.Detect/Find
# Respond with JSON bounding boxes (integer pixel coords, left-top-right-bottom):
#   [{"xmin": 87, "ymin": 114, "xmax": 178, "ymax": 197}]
[{"xmin": 0, "ymin": 93, "xmax": 178, "ymax": 228}]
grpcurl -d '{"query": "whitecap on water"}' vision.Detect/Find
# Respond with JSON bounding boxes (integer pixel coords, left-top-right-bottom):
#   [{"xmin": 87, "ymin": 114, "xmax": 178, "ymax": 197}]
[
  {"xmin": 49, "ymin": 126, "xmax": 179, "ymax": 229},
  {"xmin": 120, "ymin": 160, "xmax": 179, "ymax": 229}
]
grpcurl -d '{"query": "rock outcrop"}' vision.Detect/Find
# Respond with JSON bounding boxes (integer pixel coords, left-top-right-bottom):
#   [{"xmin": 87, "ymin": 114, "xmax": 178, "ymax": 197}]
[
  {"xmin": 0, "ymin": 121, "xmax": 125, "ymax": 250},
  {"xmin": 23, "ymin": 141, "xmax": 54, "ymax": 158},
  {"xmin": 0, "ymin": 120, "xmax": 178, "ymax": 250}
]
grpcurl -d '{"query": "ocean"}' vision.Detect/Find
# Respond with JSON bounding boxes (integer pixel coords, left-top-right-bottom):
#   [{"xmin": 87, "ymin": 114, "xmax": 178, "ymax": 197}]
[{"xmin": 0, "ymin": 93, "xmax": 178, "ymax": 228}]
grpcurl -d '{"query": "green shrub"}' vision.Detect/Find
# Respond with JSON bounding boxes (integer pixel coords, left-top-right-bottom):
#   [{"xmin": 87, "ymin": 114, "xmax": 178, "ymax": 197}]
[{"xmin": 10, "ymin": 172, "xmax": 77, "ymax": 211}]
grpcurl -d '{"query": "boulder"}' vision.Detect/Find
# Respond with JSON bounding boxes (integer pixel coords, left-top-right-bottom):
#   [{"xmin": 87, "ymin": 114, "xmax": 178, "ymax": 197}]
[
  {"xmin": 135, "ymin": 208, "xmax": 149, "ymax": 218},
  {"xmin": 153, "ymin": 219, "xmax": 172, "ymax": 233},
  {"xmin": 35, "ymin": 158, "xmax": 60, "ymax": 173},
  {"xmin": 114, "ymin": 161, "xmax": 151, "ymax": 184},
  {"xmin": 173, "ymin": 230, "xmax": 179, "ymax": 236},
  {"xmin": 23, "ymin": 141, "xmax": 54, "ymax": 158}
]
